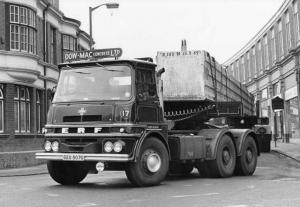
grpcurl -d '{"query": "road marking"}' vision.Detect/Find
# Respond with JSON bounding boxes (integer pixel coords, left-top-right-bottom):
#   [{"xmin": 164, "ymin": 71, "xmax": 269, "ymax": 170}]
[
  {"xmin": 225, "ymin": 205, "xmax": 248, "ymax": 207},
  {"xmin": 76, "ymin": 203, "xmax": 97, "ymax": 207},
  {"xmin": 171, "ymin": 193, "xmax": 220, "ymax": 198},
  {"xmin": 183, "ymin": 184, "xmax": 193, "ymax": 187},
  {"xmin": 126, "ymin": 199, "xmax": 145, "ymax": 203},
  {"xmin": 47, "ymin": 193, "xmax": 60, "ymax": 197},
  {"xmin": 256, "ymin": 167, "xmax": 272, "ymax": 169},
  {"xmin": 247, "ymin": 185, "xmax": 255, "ymax": 189}
]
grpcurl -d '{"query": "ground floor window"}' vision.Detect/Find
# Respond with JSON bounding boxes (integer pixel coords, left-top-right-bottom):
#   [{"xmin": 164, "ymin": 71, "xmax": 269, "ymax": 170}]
[
  {"xmin": 14, "ymin": 86, "xmax": 30, "ymax": 133},
  {"xmin": 286, "ymin": 97, "xmax": 299, "ymax": 139},
  {"xmin": 0, "ymin": 85, "xmax": 3, "ymax": 132}
]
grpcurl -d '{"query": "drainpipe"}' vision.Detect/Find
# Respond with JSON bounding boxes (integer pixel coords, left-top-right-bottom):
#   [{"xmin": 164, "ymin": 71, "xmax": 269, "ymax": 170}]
[{"xmin": 43, "ymin": 3, "xmax": 50, "ymax": 127}]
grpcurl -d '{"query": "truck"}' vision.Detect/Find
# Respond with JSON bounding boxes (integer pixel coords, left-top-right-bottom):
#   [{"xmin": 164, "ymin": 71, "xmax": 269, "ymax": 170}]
[{"xmin": 36, "ymin": 48, "xmax": 271, "ymax": 187}]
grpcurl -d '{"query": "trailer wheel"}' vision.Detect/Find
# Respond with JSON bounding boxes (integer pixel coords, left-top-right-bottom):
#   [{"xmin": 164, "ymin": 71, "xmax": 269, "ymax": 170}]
[
  {"xmin": 169, "ymin": 163, "xmax": 194, "ymax": 176},
  {"xmin": 47, "ymin": 161, "xmax": 89, "ymax": 185},
  {"xmin": 235, "ymin": 136, "xmax": 257, "ymax": 176},
  {"xmin": 125, "ymin": 137, "xmax": 169, "ymax": 187},
  {"xmin": 208, "ymin": 135, "xmax": 236, "ymax": 178}
]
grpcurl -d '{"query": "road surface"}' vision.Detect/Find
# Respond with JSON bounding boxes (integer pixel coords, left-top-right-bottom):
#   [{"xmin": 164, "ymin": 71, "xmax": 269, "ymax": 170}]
[{"xmin": 1, "ymin": 152, "xmax": 300, "ymax": 207}]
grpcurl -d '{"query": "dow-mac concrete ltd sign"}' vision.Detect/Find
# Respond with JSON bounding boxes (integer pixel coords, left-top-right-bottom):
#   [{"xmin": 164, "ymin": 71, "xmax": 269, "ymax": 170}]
[{"xmin": 64, "ymin": 48, "xmax": 122, "ymax": 62}]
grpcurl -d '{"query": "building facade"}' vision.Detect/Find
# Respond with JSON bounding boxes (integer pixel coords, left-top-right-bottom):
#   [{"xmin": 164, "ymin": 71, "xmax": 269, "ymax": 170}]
[
  {"xmin": 224, "ymin": 0, "xmax": 300, "ymax": 140},
  {"xmin": 0, "ymin": 0, "xmax": 90, "ymax": 139}
]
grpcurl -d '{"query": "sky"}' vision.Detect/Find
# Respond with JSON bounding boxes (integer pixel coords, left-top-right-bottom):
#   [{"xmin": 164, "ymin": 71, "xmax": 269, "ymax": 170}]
[{"xmin": 60, "ymin": 0, "xmax": 284, "ymax": 63}]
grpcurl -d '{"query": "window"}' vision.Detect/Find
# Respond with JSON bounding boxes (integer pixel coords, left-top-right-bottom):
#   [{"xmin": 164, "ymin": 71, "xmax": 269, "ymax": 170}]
[
  {"xmin": 273, "ymin": 82, "xmax": 281, "ymax": 96},
  {"xmin": 9, "ymin": 5, "xmax": 36, "ymax": 54},
  {"xmin": 294, "ymin": 1, "xmax": 300, "ymax": 43},
  {"xmin": 36, "ymin": 91, "xmax": 41, "ymax": 133},
  {"xmin": 264, "ymin": 36, "xmax": 269, "ymax": 68},
  {"xmin": 258, "ymin": 41, "xmax": 263, "ymax": 72},
  {"xmin": 14, "ymin": 86, "xmax": 30, "ymax": 133},
  {"xmin": 286, "ymin": 12, "xmax": 292, "ymax": 50},
  {"xmin": 246, "ymin": 52, "xmax": 250, "ymax": 81},
  {"xmin": 240, "ymin": 58, "xmax": 245, "ymax": 82},
  {"xmin": 235, "ymin": 61, "xmax": 240, "ymax": 81},
  {"xmin": 278, "ymin": 21, "xmax": 284, "ymax": 58},
  {"xmin": 271, "ymin": 28, "xmax": 276, "ymax": 63},
  {"xmin": 0, "ymin": 85, "xmax": 3, "ymax": 133},
  {"xmin": 50, "ymin": 27, "xmax": 57, "ymax": 64},
  {"xmin": 62, "ymin": 35, "xmax": 77, "ymax": 51},
  {"xmin": 251, "ymin": 47, "xmax": 256, "ymax": 77},
  {"xmin": 261, "ymin": 88, "xmax": 268, "ymax": 99}
]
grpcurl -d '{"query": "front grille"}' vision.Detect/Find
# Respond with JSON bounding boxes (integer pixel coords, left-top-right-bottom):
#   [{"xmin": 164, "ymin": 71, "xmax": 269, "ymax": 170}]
[{"xmin": 63, "ymin": 115, "xmax": 102, "ymax": 122}]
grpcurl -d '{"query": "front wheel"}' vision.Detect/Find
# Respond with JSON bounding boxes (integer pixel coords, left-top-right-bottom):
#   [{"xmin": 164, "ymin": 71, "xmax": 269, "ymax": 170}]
[
  {"xmin": 235, "ymin": 136, "xmax": 258, "ymax": 176},
  {"xmin": 47, "ymin": 161, "xmax": 89, "ymax": 185},
  {"xmin": 125, "ymin": 137, "xmax": 169, "ymax": 187}
]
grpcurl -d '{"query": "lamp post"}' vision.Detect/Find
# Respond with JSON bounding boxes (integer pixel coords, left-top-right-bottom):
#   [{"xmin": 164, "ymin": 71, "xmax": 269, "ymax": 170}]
[{"xmin": 89, "ymin": 3, "xmax": 119, "ymax": 50}]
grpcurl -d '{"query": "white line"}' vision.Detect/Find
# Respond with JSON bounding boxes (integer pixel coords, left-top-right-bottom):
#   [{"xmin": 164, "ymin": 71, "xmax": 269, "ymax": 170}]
[
  {"xmin": 171, "ymin": 193, "xmax": 220, "ymax": 198},
  {"xmin": 126, "ymin": 199, "xmax": 145, "ymax": 203},
  {"xmin": 47, "ymin": 193, "xmax": 60, "ymax": 197},
  {"xmin": 76, "ymin": 203, "xmax": 97, "ymax": 207}
]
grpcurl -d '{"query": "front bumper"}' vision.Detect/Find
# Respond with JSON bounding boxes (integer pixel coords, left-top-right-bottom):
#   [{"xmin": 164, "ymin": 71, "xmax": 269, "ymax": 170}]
[{"xmin": 35, "ymin": 152, "xmax": 132, "ymax": 162}]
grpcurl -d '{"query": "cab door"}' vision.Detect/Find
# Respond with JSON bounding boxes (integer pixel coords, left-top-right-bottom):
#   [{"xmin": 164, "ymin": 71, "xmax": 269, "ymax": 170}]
[{"xmin": 136, "ymin": 68, "xmax": 162, "ymax": 123}]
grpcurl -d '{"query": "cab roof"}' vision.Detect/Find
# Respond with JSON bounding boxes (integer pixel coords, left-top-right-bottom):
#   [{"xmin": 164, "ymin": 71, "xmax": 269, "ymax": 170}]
[{"xmin": 58, "ymin": 59, "xmax": 157, "ymax": 70}]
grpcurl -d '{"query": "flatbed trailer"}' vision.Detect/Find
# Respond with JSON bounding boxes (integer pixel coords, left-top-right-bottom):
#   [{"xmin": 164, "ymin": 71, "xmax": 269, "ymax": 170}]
[{"xmin": 36, "ymin": 49, "xmax": 271, "ymax": 186}]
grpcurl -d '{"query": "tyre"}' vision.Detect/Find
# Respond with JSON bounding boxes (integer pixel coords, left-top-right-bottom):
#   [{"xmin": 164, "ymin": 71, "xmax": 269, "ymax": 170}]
[
  {"xmin": 235, "ymin": 136, "xmax": 258, "ymax": 176},
  {"xmin": 169, "ymin": 163, "xmax": 194, "ymax": 176},
  {"xmin": 207, "ymin": 135, "xmax": 236, "ymax": 178},
  {"xmin": 125, "ymin": 137, "xmax": 169, "ymax": 187},
  {"xmin": 47, "ymin": 161, "xmax": 89, "ymax": 185}
]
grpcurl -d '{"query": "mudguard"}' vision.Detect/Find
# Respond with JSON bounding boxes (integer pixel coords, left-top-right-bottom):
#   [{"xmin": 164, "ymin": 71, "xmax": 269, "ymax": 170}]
[
  {"xmin": 197, "ymin": 128, "xmax": 233, "ymax": 160},
  {"xmin": 228, "ymin": 129, "xmax": 259, "ymax": 156},
  {"xmin": 133, "ymin": 130, "xmax": 170, "ymax": 162}
]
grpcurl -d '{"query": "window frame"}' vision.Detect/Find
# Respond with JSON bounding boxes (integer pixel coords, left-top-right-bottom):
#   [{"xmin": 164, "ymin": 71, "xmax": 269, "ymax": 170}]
[{"xmin": 9, "ymin": 4, "xmax": 37, "ymax": 54}]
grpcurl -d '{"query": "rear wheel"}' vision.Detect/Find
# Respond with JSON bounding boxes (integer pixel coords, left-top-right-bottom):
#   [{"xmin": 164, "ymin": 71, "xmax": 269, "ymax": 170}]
[
  {"xmin": 235, "ymin": 136, "xmax": 258, "ymax": 176},
  {"xmin": 125, "ymin": 137, "xmax": 169, "ymax": 187},
  {"xmin": 47, "ymin": 161, "xmax": 89, "ymax": 185},
  {"xmin": 207, "ymin": 135, "xmax": 236, "ymax": 178}
]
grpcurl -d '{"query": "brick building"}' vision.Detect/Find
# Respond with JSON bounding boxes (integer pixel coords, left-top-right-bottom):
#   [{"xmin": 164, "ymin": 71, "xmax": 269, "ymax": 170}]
[
  {"xmin": 224, "ymin": 0, "xmax": 300, "ymax": 140},
  {"xmin": 0, "ymin": 0, "xmax": 90, "ymax": 139}
]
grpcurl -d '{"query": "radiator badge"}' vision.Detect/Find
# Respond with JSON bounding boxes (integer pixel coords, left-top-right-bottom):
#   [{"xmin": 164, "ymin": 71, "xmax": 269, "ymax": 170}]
[{"xmin": 78, "ymin": 107, "xmax": 87, "ymax": 116}]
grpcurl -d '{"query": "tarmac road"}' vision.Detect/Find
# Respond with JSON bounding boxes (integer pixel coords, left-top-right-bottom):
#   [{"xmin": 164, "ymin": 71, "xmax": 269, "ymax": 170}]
[{"xmin": 1, "ymin": 152, "xmax": 300, "ymax": 207}]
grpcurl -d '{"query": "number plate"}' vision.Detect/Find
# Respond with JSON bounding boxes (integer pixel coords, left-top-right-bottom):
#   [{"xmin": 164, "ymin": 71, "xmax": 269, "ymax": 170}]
[{"xmin": 62, "ymin": 154, "xmax": 85, "ymax": 161}]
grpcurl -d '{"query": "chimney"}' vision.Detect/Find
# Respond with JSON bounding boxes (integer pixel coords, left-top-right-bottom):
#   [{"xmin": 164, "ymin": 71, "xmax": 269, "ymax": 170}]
[{"xmin": 181, "ymin": 39, "xmax": 187, "ymax": 53}]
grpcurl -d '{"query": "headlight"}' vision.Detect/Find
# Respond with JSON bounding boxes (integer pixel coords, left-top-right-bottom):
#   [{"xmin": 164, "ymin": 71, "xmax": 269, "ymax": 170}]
[
  {"xmin": 44, "ymin": 141, "xmax": 52, "ymax": 152},
  {"xmin": 51, "ymin": 141, "xmax": 59, "ymax": 152},
  {"xmin": 104, "ymin": 141, "xmax": 113, "ymax": 153},
  {"xmin": 114, "ymin": 141, "xmax": 123, "ymax": 153}
]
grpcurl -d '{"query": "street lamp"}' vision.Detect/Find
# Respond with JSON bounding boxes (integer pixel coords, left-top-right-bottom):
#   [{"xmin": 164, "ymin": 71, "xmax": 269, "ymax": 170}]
[{"xmin": 89, "ymin": 3, "xmax": 119, "ymax": 50}]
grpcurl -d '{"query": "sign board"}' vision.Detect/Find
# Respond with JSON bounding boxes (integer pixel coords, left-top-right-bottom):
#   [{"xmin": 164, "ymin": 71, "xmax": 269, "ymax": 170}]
[
  {"xmin": 272, "ymin": 96, "xmax": 284, "ymax": 110},
  {"xmin": 64, "ymin": 48, "xmax": 122, "ymax": 62}
]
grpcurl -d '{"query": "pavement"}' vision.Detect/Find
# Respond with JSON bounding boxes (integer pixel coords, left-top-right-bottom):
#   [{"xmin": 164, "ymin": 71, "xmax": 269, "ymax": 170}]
[
  {"xmin": 271, "ymin": 138, "xmax": 300, "ymax": 162},
  {"xmin": 0, "ymin": 138, "xmax": 300, "ymax": 177}
]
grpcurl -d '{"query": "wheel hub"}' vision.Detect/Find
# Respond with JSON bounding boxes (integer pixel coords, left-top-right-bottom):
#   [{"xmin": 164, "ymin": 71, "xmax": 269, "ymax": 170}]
[
  {"xmin": 246, "ymin": 149, "xmax": 253, "ymax": 163},
  {"xmin": 222, "ymin": 149, "xmax": 231, "ymax": 165},
  {"xmin": 146, "ymin": 151, "xmax": 161, "ymax": 173}
]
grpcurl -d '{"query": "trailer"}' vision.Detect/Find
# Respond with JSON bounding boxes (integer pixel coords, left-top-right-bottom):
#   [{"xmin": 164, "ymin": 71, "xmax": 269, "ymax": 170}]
[{"xmin": 36, "ymin": 48, "xmax": 271, "ymax": 187}]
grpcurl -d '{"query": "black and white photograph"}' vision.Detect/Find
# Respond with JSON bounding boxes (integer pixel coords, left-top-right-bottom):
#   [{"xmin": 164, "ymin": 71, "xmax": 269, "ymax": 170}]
[{"xmin": 0, "ymin": 0, "xmax": 300, "ymax": 206}]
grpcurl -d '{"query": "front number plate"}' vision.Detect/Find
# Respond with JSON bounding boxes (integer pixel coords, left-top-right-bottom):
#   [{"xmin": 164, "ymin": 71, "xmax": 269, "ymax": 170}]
[{"xmin": 62, "ymin": 154, "xmax": 85, "ymax": 161}]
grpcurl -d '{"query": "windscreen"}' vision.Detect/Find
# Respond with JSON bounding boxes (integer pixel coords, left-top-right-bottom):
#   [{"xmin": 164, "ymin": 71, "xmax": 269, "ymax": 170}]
[{"xmin": 53, "ymin": 65, "xmax": 132, "ymax": 102}]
